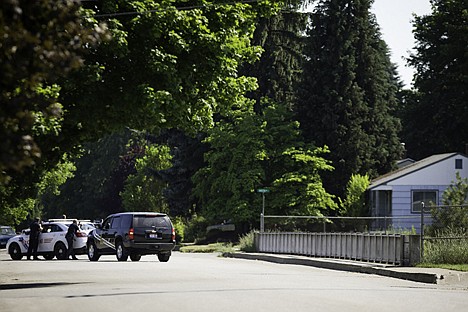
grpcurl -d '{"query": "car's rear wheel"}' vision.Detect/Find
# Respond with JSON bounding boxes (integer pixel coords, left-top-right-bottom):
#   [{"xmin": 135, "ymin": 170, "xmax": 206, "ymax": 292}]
[
  {"xmin": 130, "ymin": 254, "xmax": 141, "ymax": 262},
  {"xmin": 54, "ymin": 242, "xmax": 67, "ymax": 260},
  {"xmin": 87, "ymin": 242, "xmax": 100, "ymax": 261},
  {"xmin": 116, "ymin": 241, "xmax": 128, "ymax": 261},
  {"xmin": 8, "ymin": 243, "xmax": 23, "ymax": 260},
  {"xmin": 158, "ymin": 252, "xmax": 171, "ymax": 262}
]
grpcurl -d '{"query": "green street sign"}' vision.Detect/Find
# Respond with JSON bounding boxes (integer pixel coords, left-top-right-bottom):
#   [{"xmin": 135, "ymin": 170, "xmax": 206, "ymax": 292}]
[{"xmin": 257, "ymin": 188, "xmax": 270, "ymax": 193}]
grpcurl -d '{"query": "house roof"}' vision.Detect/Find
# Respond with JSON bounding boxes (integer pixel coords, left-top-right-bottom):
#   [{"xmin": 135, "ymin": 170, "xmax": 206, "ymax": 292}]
[
  {"xmin": 368, "ymin": 152, "xmax": 463, "ymax": 190},
  {"xmin": 396, "ymin": 158, "xmax": 415, "ymax": 168}
]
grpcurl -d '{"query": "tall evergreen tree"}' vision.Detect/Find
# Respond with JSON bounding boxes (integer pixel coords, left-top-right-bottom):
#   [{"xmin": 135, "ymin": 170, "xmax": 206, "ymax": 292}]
[
  {"xmin": 404, "ymin": 0, "xmax": 468, "ymax": 159},
  {"xmin": 297, "ymin": 0, "xmax": 402, "ymax": 198},
  {"xmin": 243, "ymin": 2, "xmax": 309, "ymax": 108},
  {"xmin": 152, "ymin": 130, "xmax": 208, "ymax": 218}
]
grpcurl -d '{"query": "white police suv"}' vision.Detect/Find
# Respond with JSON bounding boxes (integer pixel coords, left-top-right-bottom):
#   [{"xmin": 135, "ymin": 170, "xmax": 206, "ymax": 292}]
[{"xmin": 6, "ymin": 220, "xmax": 91, "ymax": 260}]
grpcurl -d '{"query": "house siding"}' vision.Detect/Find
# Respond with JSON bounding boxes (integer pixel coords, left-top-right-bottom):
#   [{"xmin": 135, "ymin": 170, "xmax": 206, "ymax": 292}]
[
  {"xmin": 368, "ymin": 153, "xmax": 468, "ymax": 233},
  {"xmin": 390, "ymin": 185, "xmax": 446, "ymax": 232}
]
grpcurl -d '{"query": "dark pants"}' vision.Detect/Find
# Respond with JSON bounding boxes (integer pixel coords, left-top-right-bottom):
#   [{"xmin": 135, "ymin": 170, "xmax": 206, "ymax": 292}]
[
  {"xmin": 27, "ymin": 235, "xmax": 39, "ymax": 259},
  {"xmin": 66, "ymin": 235, "xmax": 76, "ymax": 259}
]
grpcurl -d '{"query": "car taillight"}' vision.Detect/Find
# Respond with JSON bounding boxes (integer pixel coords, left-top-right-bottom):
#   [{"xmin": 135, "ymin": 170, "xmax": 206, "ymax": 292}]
[
  {"xmin": 171, "ymin": 228, "xmax": 176, "ymax": 241},
  {"xmin": 129, "ymin": 228, "xmax": 134, "ymax": 240}
]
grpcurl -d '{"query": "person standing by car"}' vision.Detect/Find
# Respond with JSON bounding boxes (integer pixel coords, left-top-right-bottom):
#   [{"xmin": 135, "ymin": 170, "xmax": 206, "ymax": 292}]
[
  {"xmin": 66, "ymin": 219, "xmax": 79, "ymax": 260},
  {"xmin": 27, "ymin": 217, "xmax": 42, "ymax": 260}
]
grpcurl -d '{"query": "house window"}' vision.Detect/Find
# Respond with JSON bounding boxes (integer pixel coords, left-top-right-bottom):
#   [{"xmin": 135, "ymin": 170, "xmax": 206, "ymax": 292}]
[
  {"xmin": 455, "ymin": 159, "xmax": 463, "ymax": 169},
  {"xmin": 412, "ymin": 190, "xmax": 437, "ymax": 213}
]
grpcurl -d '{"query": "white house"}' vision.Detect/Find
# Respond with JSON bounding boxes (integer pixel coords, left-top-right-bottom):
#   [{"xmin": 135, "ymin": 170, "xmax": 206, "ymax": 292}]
[{"xmin": 368, "ymin": 153, "xmax": 468, "ymax": 232}]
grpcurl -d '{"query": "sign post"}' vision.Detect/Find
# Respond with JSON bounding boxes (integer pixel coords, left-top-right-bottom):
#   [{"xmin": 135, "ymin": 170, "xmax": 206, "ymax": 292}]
[{"xmin": 257, "ymin": 188, "xmax": 270, "ymax": 232}]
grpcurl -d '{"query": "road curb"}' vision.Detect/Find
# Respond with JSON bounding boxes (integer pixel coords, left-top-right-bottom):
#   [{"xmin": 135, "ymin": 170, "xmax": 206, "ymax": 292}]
[{"xmin": 223, "ymin": 252, "xmax": 439, "ymax": 284}]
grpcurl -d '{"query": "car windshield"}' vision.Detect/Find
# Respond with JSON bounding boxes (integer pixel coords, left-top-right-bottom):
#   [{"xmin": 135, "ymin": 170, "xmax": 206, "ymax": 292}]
[
  {"xmin": 133, "ymin": 215, "xmax": 170, "ymax": 228},
  {"xmin": 1, "ymin": 227, "xmax": 15, "ymax": 235}
]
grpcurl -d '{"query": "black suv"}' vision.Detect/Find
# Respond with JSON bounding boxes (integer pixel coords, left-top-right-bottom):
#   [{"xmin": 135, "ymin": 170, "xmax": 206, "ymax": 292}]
[{"xmin": 87, "ymin": 212, "xmax": 175, "ymax": 262}]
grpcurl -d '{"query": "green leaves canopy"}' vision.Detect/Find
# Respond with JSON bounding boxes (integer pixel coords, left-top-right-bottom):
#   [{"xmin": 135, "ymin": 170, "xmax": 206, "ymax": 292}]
[
  {"xmin": 192, "ymin": 99, "xmax": 336, "ymax": 225},
  {"xmin": 62, "ymin": 0, "xmax": 272, "ymax": 140},
  {"xmin": 0, "ymin": 0, "xmax": 107, "ymax": 184}
]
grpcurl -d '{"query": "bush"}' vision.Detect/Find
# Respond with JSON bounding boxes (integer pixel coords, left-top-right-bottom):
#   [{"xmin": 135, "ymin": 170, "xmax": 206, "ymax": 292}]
[
  {"xmin": 184, "ymin": 215, "xmax": 210, "ymax": 243},
  {"xmin": 237, "ymin": 231, "xmax": 257, "ymax": 252},
  {"xmin": 172, "ymin": 217, "xmax": 185, "ymax": 243}
]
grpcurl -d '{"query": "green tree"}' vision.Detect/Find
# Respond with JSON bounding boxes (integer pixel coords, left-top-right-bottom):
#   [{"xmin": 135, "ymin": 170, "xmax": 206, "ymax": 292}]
[
  {"xmin": 339, "ymin": 174, "xmax": 370, "ymax": 216},
  {"xmin": 0, "ymin": 185, "xmax": 31, "ymax": 226},
  {"xmin": 430, "ymin": 172, "xmax": 468, "ymax": 230},
  {"xmin": 47, "ymin": 132, "xmax": 135, "ymax": 219},
  {"xmin": 338, "ymin": 173, "xmax": 370, "ymax": 231},
  {"xmin": 243, "ymin": 2, "xmax": 309, "ymax": 108},
  {"xmin": 192, "ymin": 102, "xmax": 265, "ymax": 224},
  {"xmin": 36, "ymin": 155, "xmax": 76, "ymax": 219},
  {"xmin": 0, "ymin": 0, "xmax": 108, "ymax": 184},
  {"xmin": 405, "ymin": 0, "xmax": 468, "ymax": 159},
  {"xmin": 61, "ymin": 0, "xmax": 271, "ymax": 140},
  {"xmin": 1, "ymin": 0, "xmax": 281, "ymax": 224},
  {"xmin": 297, "ymin": 0, "xmax": 402, "ymax": 198},
  {"xmin": 154, "ymin": 130, "xmax": 208, "ymax": 218},
  {"xmin": 192, "ymin": 99, "xmax": 336, "ymax": 227},
  {"xmin": 121, "ymin": 144, "xmax": 172, "ymax": 213}
]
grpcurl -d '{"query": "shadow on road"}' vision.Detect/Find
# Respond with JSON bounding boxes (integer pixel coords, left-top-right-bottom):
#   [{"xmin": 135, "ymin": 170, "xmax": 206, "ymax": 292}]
[{"xmin": 0, "ymin": 282, "xmax": 87, "ymax": 290}]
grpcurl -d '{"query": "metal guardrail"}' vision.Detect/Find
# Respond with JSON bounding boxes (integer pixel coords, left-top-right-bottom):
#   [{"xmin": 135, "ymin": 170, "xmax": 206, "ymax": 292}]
[{"xmin": 255, "ymin": 232, "xmax": 421, "ymax": 265}]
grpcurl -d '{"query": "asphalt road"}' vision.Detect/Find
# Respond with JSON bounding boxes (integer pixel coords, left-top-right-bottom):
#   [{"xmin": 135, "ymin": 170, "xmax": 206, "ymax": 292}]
[{"xmin": 1, "ymin": 250, "xmax": 467, "ymax": 312}]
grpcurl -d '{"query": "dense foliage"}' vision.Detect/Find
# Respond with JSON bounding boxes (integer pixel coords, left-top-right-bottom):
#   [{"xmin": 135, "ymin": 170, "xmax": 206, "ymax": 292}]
[
  {"xmin": 0, "ymin": 0, "xmax": 108, "ymax": 184},
  {"xmin": 297, "ymin": 0, "xmax": 402, "ymax": 198},
  {"xmin": 1, "ymin": 0, "xmax": 466, "ymax": 240},
  {"xmin": 403, "ymin": 0, "xmax": 468, "ymax": 159},
  {"xmin": 0, "ymin": 0, "xmax": 281, "ymax": 225},
  {"xmin": 192, "ymin": 99, "xmax": 336, "ymax": 226}
]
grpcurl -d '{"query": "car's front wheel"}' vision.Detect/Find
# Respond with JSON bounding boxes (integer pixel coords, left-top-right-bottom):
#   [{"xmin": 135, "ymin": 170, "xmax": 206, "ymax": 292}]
[
  {"xmin": 116, "ymin": 241, "xmax": 128, "ymax": 261},
  {"xmin": 8, "ymin": 243, "xmax": 23, "ymax": 260},
  {"xmin": 54, "ymin": 242, "xmax": 67, "ymax": 260},
  {"xmin": 87, "ymin": 242, "xmax": 100, "ymax": 261}
]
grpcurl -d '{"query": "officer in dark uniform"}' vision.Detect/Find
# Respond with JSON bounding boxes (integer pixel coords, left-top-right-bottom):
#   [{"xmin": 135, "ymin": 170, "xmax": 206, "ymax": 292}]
[
  {"xmin": 66, "ymin": 219, "xmax": 79, "ymax": 260},
  {"xmin": 27, "ymin": 217, "xmax": 42, "ymax": 260}
]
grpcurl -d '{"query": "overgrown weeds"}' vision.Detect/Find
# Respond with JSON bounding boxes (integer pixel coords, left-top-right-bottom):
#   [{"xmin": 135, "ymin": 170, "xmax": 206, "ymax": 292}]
[
  {"xmin": 237, "ymin": 231, "xmax": 257, "ymax": 252},
  {"xmin": 423, "ymin": 228, "xmax": 468, "ymax": 264}
]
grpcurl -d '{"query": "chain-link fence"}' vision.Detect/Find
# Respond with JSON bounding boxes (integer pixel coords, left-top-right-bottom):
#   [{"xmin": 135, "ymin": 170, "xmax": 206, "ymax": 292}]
[{"xmin": 261, "ymin": 214, "xmax": 422, "ymax": 234}]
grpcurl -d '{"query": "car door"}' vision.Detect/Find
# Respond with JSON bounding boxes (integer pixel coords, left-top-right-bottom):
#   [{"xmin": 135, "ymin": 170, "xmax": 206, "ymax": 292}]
[
  {"xmin": 101, "ymin": 216, "xmax": 121, "ymax": 249},
  {"xmin": 95, "ymin": 217, "xmax": 111, "ymax": 250},
  {"xmin": 38, "ymin": 224, "xmax": 59, "ymax": 252}
]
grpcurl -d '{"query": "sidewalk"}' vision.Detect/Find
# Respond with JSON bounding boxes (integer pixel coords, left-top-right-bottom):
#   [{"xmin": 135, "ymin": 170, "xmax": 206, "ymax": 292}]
[{"xmin": 223, "ymin": 252, "xmax": 468, "ymax": 287}]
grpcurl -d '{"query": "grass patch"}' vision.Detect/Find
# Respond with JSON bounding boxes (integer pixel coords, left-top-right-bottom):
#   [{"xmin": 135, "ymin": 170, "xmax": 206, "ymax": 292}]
[
  {"xmin": 179, "ymin": 243, "xmax": 235, "ymax": 253},
  {"xmin": 416, "ymin": 263, "xmax": 468, "ymax": 272}
]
